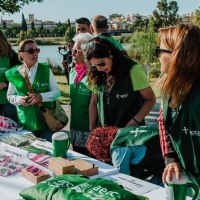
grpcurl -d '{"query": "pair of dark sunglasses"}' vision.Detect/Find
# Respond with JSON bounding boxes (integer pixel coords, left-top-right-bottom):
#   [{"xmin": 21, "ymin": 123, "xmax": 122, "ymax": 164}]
[
  {"xmin": 20, "ymin": 48, "xmax": 40, "ymax": 54},
  {"xmin": 72, "ymin": 49, "xmax": 82, "ymax": 54},
  {"xmin": 155, "ymin": 46, "xmax": 172, "ymax": 58},
  {"xmin": 90, "ymin": 61, "xmax": 106, "ymax": 69}
]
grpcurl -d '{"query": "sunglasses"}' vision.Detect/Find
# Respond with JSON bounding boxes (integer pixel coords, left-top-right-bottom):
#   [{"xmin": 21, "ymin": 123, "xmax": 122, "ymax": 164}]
[
  {"xmin": 26, "ymin": 165, "xmax": 42, "ymax": 176},
  {"xmin": 72, "ymin": 49, "xmax": 82, "ymax": 54},
  {"xmin": 90, "ymin": 61, "xmax": 106, "ymax": 69},
  {"xmin": 20, "ymin": 48, "xmax": 40, "ymax": 54},
  {"xmin": 155, "ymin": 46, "xmax": 172, "ymax": 58}
]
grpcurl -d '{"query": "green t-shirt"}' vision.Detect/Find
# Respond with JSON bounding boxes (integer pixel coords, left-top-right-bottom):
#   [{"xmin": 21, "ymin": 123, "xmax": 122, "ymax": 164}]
[{"xmin": 88, "ymin": 65, "xmax": 150, "ymax": 93}]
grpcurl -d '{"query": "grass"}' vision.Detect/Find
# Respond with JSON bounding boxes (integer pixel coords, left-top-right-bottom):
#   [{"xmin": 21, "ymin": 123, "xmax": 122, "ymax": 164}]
[
  {"xmin": 55, "ymin": 75, "xmax": 70, "ymax": 105},
  {"xmin": 55, "ymin": 75, "xmax": 161, "ymax": 105}
]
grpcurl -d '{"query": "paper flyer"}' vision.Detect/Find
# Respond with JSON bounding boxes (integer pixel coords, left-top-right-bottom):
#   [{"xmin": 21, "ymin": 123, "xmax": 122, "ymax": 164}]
[{"xmin": 103, "ymin": 173, "xmax": 159, "ymax": 195}]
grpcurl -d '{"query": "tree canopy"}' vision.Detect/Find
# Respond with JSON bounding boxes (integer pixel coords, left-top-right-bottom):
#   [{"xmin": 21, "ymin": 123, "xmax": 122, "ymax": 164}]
[
  {"xmin": 153, "ymin": 0, "xmax": 179, "ymax": 30},
  {"xmin": 0, "ymin": 0, "xmax": 44, "ymax": 14},
  {"xmin": 193, "ymin": 7, "xmax": 200, "ymax": 27}
]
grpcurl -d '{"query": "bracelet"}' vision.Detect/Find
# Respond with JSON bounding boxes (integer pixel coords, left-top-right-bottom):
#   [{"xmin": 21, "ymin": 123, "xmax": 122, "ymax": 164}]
[{"xmin": 132, "ymin": 117, "xmax": 140, "ymax": 125}]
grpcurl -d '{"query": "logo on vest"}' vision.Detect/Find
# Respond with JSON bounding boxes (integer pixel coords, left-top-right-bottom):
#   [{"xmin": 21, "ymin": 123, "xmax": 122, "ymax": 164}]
[
  {"xmin": 78, "ymin": 85, "xmax": 90, "ymax": 95},
  {"xmin": 182, "ymin": 126, "xmax": 200, "ymax": 136},
  {"xmin": 0, "ymin": 68, "xmax": 8, "ymax": 72},
  {"xmin": 116, "ymin": 93, "xmax": 128, "ymax": 99},
  {"xmin": 36, "ymin": 82, "xmax": 49, "ymax": 88},
  {"xmin": 130, "ymin": 127, "xmax": 147, "ymax": 137}
]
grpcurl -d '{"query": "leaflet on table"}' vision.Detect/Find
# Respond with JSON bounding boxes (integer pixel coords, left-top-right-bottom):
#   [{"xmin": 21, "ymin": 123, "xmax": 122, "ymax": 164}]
[
  {"xmin": 0, "ymin": 142, "xmax": 29, "ymax": 158},
  {"xmin": 31, "ymin": 140, "xmax": 53, "ymax": 153},
  {"xmin": 103, "ymin": 173, "xmax": 159, "ymax": 195},
  {"xmin": 0, "ymin": 130, "xmax": 33, "ymax": 138}
]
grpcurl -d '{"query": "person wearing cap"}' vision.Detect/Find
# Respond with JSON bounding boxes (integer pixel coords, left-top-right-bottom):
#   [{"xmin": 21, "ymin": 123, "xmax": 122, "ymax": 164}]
[
  {"xmin": 90, "ymin": 15, "xmax": 123, "ymax": 50},
  {"xmin": 75, "ymin": 17, "xmax": 91, "ymax": 34}
]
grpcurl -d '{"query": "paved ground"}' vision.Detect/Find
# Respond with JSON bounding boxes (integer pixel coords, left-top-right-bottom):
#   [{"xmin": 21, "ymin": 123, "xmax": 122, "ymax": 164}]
[{"xmin": 61, "ymin": 98, "xmax": 161, "ymax": 131}]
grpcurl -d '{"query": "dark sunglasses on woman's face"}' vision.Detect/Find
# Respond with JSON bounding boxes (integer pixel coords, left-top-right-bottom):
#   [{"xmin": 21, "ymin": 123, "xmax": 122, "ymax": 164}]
[
  {"xmin": 20, "ymin": 48, "xmax": 40, "ymax": 54},
  {"xmin": 72, "ymin": 49, "xmax": 81, "ymax": 54},
  {"xmin": 90, "ymin": 61, "xmax": 106, "ymax": 69},
  {"xmin": 155, "ymin": 46, "xmax": 172, "ymax": 58}
]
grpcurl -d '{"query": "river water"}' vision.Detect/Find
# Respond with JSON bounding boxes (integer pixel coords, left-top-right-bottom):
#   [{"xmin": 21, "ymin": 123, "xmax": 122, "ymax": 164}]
[
  {"xmin": 13, "ymin": 45, "xmax": 65, "ymax": 66},
  {"xmin": 13, "ymin": 44, "xmax": 130, "ymax": 66}
]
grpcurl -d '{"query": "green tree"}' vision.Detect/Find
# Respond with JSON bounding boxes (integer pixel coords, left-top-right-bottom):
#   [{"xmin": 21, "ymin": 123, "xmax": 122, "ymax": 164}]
[
  {"xmin": 136, "ymin": 19, "xmax": 157, "ymax": 80},
  {"xmin": 2, "ymin": 20, "xmax": 7, "ymax": 29},
  {"xmin": 67, "ymin": 18, "xmax": 71, "ymax": 28},
  {"xmin": 193, "ymin": 7, "xmax": 200, "ymax": 27},
  {"xmin": 65, "ymin": 27, "xmax": 75, "ymax": 42},
  {"xmin": 21, "ymin": 13, "xmax": 27, "ymax": 32},
  {"xmin": 31, "ymin": 21, "xmax": 35, "ymax": 30},
  {"xmin": 27, "ymin": 29, "xmax": 35, "ymax": 38},
  {"xmin": 0, "ymin": 0, "xmax": 44, "ymax": 14},
  {"xmin": 153, "ymin": 0, "xmax": 179, "ymax": 30}
]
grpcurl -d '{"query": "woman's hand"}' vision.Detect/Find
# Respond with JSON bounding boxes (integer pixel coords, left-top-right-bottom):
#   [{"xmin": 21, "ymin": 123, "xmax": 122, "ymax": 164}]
[
  {"xmin": 20, "ymin": 96, "xmax": 30, "ymax": 107},
  {"xmin": 162, "ymin": 162, "xmax": 182, "ymax": 183},
  {"xmin": 27, "ymin": 92, "xmax": 43, "ymax": 105}
]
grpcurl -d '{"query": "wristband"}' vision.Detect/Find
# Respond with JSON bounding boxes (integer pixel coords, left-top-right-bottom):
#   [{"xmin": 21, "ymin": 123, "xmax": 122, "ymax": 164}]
[{"xmin": 132, "ymin": 117, "xmax": 139, "ymax": 125}]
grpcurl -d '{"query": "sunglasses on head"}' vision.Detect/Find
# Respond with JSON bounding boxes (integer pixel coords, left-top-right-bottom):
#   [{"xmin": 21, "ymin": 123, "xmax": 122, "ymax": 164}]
[
  {"xmin": 84, "ymin": 40, "xmax": 110, "ymax": 52},
  {"xmin": 90, "ymin": 61, "xmax": 106, "ymax": 69},
  {"xmin": 20, "ymin": 48, "xmax": 40, "ymax": 54},
  {"xmin": 155, "ymin": 46, "xmax": 172, "ymax": 58}
]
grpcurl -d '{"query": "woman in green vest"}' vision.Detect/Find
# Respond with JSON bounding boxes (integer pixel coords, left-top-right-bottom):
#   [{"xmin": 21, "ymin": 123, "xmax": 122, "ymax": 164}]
[
  {"xmin": 0, "ymin": 30, "xmax": 21, "ymax": 122},
  {"xmin": 6, "ymin": 39, "xmax": 61, "ymax": 142},
  {"xmin": 84, "ymin": 38, "xmax": 164, "ymax": 181},
  {"xmin": 156, "ymin": 24, "xmax": 200, "ymax": 198},
  {"xmin": 68, "ymin": 33, "xmax": 93, "ymax": 156}
]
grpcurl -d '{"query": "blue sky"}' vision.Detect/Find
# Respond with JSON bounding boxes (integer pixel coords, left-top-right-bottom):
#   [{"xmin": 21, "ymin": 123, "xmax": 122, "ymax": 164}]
[{"xmin": 2, "ymin": 0, "xmax": 200, "ymax": 23}]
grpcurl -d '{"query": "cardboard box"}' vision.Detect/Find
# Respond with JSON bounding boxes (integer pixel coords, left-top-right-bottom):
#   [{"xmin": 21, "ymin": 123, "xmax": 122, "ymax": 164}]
[
  {"xmin": 73, "ymin": 159, "xmax": 98, "ymax": 176},
  {"xmin": 48, "ymin": 157, "xmax": 75, "ymax": 175},
  {"xmin": 21, "ymin": 168, "xmax": 49, "ymax": 184}
]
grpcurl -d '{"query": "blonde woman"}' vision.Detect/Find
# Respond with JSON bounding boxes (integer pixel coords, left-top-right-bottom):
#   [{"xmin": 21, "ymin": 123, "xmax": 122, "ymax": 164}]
[
  {"xmin": 6, "ymin": 39, "xmax": 60, "ymax": 141},
  {"xmin": 157, "ymin": 24, "xmax": 200, "ymax": 198}
]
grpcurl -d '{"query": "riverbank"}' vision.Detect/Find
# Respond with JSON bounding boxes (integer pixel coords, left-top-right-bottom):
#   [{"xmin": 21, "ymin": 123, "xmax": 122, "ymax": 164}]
[{"xmin": 8, "ymin": 37, "xmax": 66, "ymax": 46}]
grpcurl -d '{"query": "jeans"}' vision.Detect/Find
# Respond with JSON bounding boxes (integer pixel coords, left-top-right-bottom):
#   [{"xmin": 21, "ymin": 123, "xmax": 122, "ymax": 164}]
[
  {"xmin": 33, "ymin": 127, "xmax": 53, "ymax": 142},
  {"xmin": 111, "ymin": 145, "xmax": 147, "ymax": 175},
  {"xmin": 0, "ymin": 103, "xmax": 18, "ymax": 122}
]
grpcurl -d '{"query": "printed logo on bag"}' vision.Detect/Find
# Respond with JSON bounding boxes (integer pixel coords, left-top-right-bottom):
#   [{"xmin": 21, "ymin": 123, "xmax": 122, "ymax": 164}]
[
  {"xmin": 47, "ymin": 180, "xmax": 74, "ymax": 189},
  {"xmin": 182, "ymin": 126, "xmax": 200, "ymax": 136},
  {"xmin": 116, "ymin": 93, "xmax": 128, "ymax": 99},
  {"xmin": 130, "ymin": 127, "xmax": 147, "ymax": 137},
  {"xmin": 78, "ymin": 85, "xmax": 91, "ymax": 95},
  {"xmin": 71, "ymin": 183, "xmax": 119, "ymax": 198}
]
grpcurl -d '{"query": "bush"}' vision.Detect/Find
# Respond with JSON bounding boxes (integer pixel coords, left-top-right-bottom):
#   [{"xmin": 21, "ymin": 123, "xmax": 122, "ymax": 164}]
[
  {"xmin": 150, "ymin": 63, "xmax": 161, "ymax": 78},
  {"xmin": 47, "ymin": 58, "xmax": 65, "ymax": 75}
]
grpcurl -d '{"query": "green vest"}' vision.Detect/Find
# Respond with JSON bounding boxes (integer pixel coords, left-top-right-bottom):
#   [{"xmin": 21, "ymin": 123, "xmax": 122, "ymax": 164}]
[
  {"xmin": 5, "ymin": 63, "xmax": 54, "ymax": 131},
  {"xmin": 0, "ymin": 57, "xmax": 10, "ymax": 104},
  {"xmin": 163, "ymin": 79, "xmax": 200, "ymax": 176},
  {"xmin": 98, "ymin": 63, "xmax": 145, "ymax": 128},
  {"xmin": 69, "ymin": 67, "xmax": 92, "ymax": 131}
]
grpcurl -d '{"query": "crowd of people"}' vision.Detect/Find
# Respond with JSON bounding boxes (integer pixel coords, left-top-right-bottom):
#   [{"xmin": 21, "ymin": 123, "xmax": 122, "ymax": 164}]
[{"xmin": 1, "ymin": 15, "xmax": 200, "ymax": 199}]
